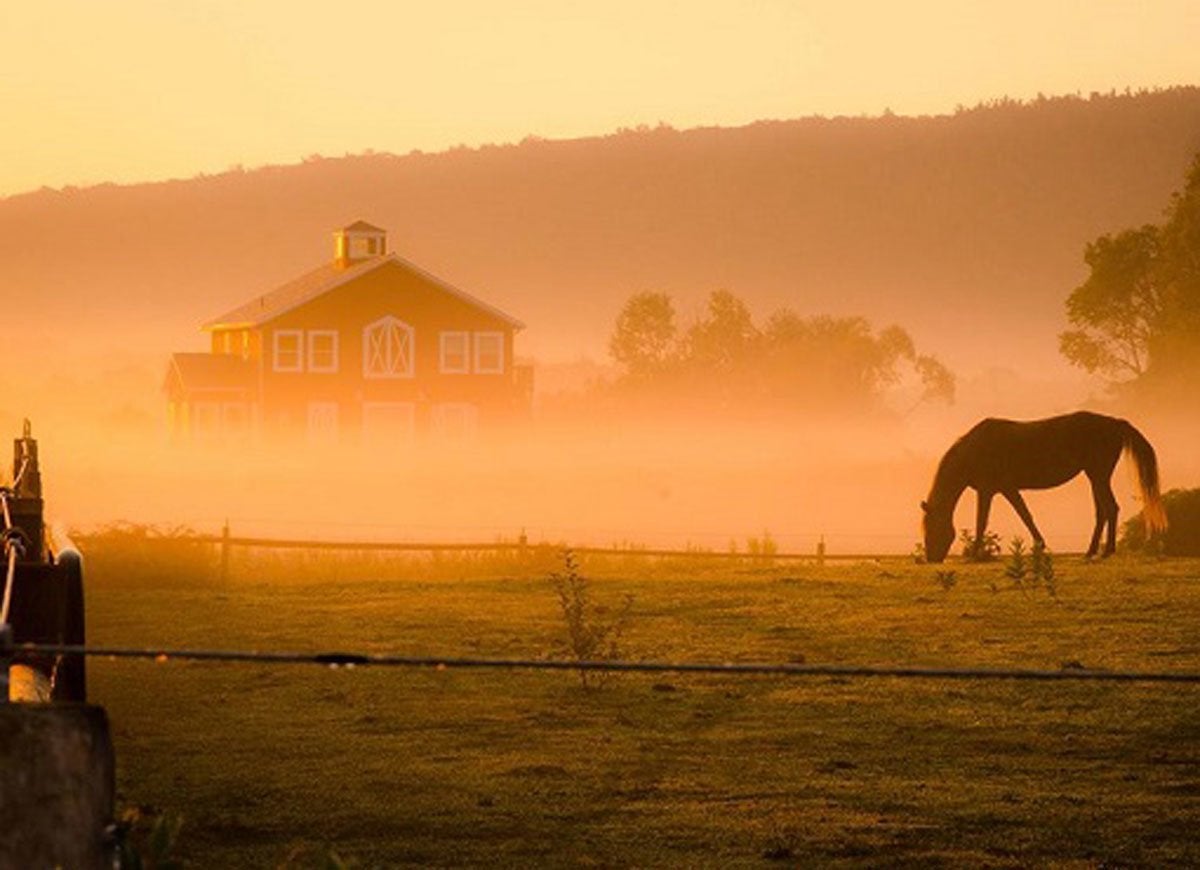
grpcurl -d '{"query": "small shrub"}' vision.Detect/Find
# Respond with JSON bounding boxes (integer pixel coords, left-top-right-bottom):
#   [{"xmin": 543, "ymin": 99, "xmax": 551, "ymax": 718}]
[
  {"xmin": 935, "ymin": 570, "xmax": 957, "ymax": 591},
  {"xmin": 73, "ymin": 522, "xmax": 217, "ymax": 587},
  {"xmin": 548, "ymin": 550, "xmax": 634, "ymax": 689},
  {"xmin": 1001, "ymin": 537, "xmax": 1057, "ymax": 598},
  {"xmin": 912, "ymin": 542, "xmax": 927, "ymax": 564},
  {"xmin": 1004, "ymin": 537, "xmax": 1028, "ymax": 581},
  {"xmin": 1032, "ymin": 541, "xmax": 1057, "ymax": 597},
  {"xmin": 746, "ymin": 530, "xmax": 778, "ymax": 565},
  {"xmin": 959, "ymin": 529, "xmax": 1001, "ymax": 562},
  {"xmin": 1122, "ymin": 487, "xmax": 1200, "ymax": 556},
  {"xmin": 112, "ymin": 807, "xmax": 183, "ymax": 870}
]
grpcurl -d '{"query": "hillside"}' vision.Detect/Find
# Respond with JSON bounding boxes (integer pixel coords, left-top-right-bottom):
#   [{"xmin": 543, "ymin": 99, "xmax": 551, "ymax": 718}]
[{"xmin": 2, "ymin": 88, "xmax": 1199, "ymax": 377}]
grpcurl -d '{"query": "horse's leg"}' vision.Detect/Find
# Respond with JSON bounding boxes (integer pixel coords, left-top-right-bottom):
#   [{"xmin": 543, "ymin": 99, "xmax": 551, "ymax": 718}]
[
  {"xmin": 1087, "ymin": 456, "xmax": 1122, "ymax": 558},
  {"xmin": 1084, "ymin": 474, "xmax": 1107, "ymax": 558},
  {"xmin": 1099, "ymin": 479, "xmax": 1119, "ymax": 557},
  {"xmin": 974, "ymin": 490, "xmax": 994, "ymax": 557},
  {"xmin": 1002, "ymin": 490, "xmax": 1044, "ymax": 546}
]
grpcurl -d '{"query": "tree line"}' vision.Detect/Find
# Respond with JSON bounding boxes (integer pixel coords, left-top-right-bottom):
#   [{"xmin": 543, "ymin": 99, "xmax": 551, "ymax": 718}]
[
  {"xmin": 601, "ymin": 147, "xmax": 1200, "ymax": 418},
  {"xmin": 606, "ymin": 289, "xmax": 955, "ymax": 416}
]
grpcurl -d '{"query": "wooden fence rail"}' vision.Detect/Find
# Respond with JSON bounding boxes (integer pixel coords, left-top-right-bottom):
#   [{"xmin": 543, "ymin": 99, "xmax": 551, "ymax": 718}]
[{"xmin": 76, "ymin": 524, "xmax": 901, "ymax": 583}]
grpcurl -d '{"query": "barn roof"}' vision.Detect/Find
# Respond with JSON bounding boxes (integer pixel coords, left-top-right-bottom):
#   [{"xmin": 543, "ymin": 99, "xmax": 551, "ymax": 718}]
[
  {"xmin": 165, "ymin": 352, "xmax": 256, "ymax": 394},
  {"xmin": 202, "ymin": 254, "xmax": 524, "ymax": 331}
]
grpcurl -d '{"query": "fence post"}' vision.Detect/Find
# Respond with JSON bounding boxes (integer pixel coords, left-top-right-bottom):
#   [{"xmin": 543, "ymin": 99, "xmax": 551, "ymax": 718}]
[
  {"xmin": 0, "ymin": 704, "xmax": 115, "ymax": 868},
  {"xmin": 220, "ymin": 519, "xmax": 231, "ymax": 583},
  {"xmin": 0, "ymin": 623, "xmax": 10, "ymax": 703},
  {"xmin": 55, "ymin": 547, "xmax": 87, "ymax": 702}
]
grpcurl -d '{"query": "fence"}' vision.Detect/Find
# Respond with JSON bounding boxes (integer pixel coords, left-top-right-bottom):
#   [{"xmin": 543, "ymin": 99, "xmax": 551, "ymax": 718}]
[
  {"xmin": 12, "ymin": 641, "xmax": 1200, "ymax": 685},
  {"xmin": 79, "ymin": 521, "xmax": 894, "ymax": 583}
]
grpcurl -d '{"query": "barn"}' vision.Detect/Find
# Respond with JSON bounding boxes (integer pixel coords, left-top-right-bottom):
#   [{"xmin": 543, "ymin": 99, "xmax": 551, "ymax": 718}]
[{"xmin": 164, "ymin": 221, "xmax": 531, "ymax": 442}]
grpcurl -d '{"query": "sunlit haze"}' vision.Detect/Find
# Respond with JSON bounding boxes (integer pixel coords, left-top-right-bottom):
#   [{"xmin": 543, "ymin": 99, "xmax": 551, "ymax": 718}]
[
  {"xmin": 2, "ymin": 0, "xmax": 1196, "ymax": 196},
  {"xmin": 5, "ymin": 5, "xmax": 1200, "ymax": 862},
  {"xmin": 0, "ymin": 0, "xmax": 1196, "ymax": 549}
]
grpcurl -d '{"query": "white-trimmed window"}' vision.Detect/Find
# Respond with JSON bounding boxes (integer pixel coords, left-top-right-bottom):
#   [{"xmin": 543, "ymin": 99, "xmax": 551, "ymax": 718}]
[
  {"xmin": 273, "ymin": 330, "xmax": 303, "ymax": 372},
  {"xmin": 433, "ymin": 403, "xmax": 478, "ymax": 439},
  {"xmin": 474, "ymin": 331, "xmax": 504, "ymax": 374},
  {"xmin": 362, "ymin": 402, "xmax": 416, "ymax": 443},
  {"xmin": 439, "ymin": 331, "xmax": 469, "ymax": 374},
  {"xmin": 363, "ymin": 316, "xmax": 415, "ymax": 378},
  {"xmin": 307, "ymin": 330, "xmax": 339, "ymax": 373}
]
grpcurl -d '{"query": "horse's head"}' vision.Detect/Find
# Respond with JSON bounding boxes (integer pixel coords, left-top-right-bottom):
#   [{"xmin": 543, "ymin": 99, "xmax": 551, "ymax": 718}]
[{"xmin": 921, "ymin": 499, "xmax": 955, "ymax": 563}]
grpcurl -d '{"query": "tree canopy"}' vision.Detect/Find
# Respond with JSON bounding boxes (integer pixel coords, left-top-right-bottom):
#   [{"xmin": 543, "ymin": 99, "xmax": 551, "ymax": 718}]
[
  {"xmin": 1060, "ymin": 152, "xmax": 1200, "ymax": 391},
  {"xmin": 608, "ymin": 289, "xmax": 955, "ymax": 416},
  {"xmin": 608, "ymin": 291, "xmax": 677, "ymax": 377}
]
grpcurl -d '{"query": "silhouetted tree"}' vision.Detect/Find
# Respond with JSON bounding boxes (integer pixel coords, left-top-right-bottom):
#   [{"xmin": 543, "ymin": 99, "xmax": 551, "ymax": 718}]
[
  {"xmin": 1155, "ymin": 153, "xmax": 1200, "ymax": 371},
  {"xmin": 763, "ymin": 314, "xmax": 928, "ymax": 404},
  {"xmin": 1059, "ymin": 225, "xmax": 1162, "ymax": 379},
  {"xmin": 607, "ymin": 290, "xmax": 955, "ymax": 415},
  {"xmin": 683, "ymin": 290, "xmax": 758, "ymax": 371},
  {"xmin": 1059, "ymin": 152, "xmax": 1200, "ymax": 389},
  {"xmin": 913, "ymin": 354, "xmax": 957, "ymax": 408},
  {"xmin": 609, "ymin": 291, "xmax": 677, "ymax": 377}
]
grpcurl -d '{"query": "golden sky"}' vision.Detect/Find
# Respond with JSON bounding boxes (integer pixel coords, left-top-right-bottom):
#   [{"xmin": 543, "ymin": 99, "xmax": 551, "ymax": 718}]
[{"xmin": 1, "ymin": 0, "xmax": 1195, "ymax": 197}]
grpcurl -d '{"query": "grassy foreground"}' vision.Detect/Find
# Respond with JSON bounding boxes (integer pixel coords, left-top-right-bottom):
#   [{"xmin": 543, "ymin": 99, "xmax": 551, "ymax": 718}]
[{"xmin": 80, "ymin": 536, "xmax": 1200, "ymax": 867}]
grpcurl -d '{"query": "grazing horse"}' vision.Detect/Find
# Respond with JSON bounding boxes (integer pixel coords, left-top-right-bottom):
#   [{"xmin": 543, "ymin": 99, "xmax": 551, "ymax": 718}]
[{"xmin": 921, "ymin": 411, "xmax": 1167, "ymax": 562}]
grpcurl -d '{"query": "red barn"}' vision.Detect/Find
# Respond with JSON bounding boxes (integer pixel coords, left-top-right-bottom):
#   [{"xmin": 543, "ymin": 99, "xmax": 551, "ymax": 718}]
[{"xmin": 165, "ymin": 221, "xmax": 531, "ymax": 442}]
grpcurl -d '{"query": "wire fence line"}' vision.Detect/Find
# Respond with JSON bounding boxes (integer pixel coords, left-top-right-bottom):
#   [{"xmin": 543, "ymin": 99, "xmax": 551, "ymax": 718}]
[{"xmin": 16, "ymin": 643, "xmax": 1200, "ymax": 685}]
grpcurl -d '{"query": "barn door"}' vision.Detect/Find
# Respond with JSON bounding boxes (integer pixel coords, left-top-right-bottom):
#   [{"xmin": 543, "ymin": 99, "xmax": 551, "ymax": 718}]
[
  {"xmin": 307, "ymin": 402, "xmax": 340, "ymax": 443},
  {"xmin": 362, "ymin": 402, "xmax": 416, "ymax": 445}
]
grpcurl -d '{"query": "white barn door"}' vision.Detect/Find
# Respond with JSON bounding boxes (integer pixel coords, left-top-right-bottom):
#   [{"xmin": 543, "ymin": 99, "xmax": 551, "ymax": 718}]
[{"xmin": 307, "ymin": 402, "xmax": 340, "ymax": 443}]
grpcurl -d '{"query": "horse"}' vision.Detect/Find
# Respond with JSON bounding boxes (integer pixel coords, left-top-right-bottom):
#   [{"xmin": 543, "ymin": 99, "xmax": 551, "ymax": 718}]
[{"xmin": 921, "ymin": 411, "xmax": 1167, "ymax": 562}]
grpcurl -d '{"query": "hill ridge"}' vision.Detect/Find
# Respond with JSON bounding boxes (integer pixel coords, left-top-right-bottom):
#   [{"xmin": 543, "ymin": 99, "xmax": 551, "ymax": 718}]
[{"xmin": 2, "ymin": 87, "xmax": 1198, "ymax": 373}]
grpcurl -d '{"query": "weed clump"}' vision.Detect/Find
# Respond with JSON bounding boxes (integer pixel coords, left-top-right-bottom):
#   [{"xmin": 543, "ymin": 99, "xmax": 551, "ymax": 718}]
[
  {"xmin": 746, "ymin": 530, "xmax": 778, "ymax": 565},
  {"xmin": 1122, "ymin": 487, "xmax": 1200, "ymax": 556},
  {"xmin": 112, "ymin": 807, "xmax": 183, "ymax": 870},
  {"xmin": 73, "ymin": 522, "xmax": 216, "ymax": 587},
  {"xmin": 959, "ymin": 529, "xmax": 1001, "ymax": 562},
  {"xmin": 999, "ymin": 537, "xmax": 1057, "ymax": 597},
  {"xmin": 548, "ymin": 550, "xmax": 634, "ymax": 689}
]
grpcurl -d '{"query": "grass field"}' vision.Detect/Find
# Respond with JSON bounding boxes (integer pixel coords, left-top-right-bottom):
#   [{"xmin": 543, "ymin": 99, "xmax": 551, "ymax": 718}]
[{"xmin": 80, "ymin": 536, "xmax": 1200, "ymax": 867}]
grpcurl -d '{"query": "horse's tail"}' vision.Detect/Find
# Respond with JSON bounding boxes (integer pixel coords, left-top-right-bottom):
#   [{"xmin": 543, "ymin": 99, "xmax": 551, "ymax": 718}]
[{"xmin": 1123, "ymin": 421, "xmax": 1168, "ymax": 535}]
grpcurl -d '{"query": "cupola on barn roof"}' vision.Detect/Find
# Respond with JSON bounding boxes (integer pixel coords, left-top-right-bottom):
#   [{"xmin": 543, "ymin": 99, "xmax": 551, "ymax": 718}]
[{"xmin": 334, "ymin": 219, "xmax": 387, "ymax": 268}]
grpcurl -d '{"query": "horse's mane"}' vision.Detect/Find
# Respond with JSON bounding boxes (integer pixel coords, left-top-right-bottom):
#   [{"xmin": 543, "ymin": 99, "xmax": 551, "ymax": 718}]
[{"xmin": 927, "ymin": 440, "xmax": 966, "ymax": 508}]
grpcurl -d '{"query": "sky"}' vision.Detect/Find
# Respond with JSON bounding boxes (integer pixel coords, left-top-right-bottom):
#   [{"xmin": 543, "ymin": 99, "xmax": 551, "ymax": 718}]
[{"xmin": 1, "ymin": 0, "xmax": 1196, "ymax": 197}]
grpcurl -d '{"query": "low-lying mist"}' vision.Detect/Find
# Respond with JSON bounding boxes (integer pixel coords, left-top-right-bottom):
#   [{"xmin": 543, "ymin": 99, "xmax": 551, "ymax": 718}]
[{"xmin": 4, "ymin": 355, "xmax": 1194, "ymax": 558}]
